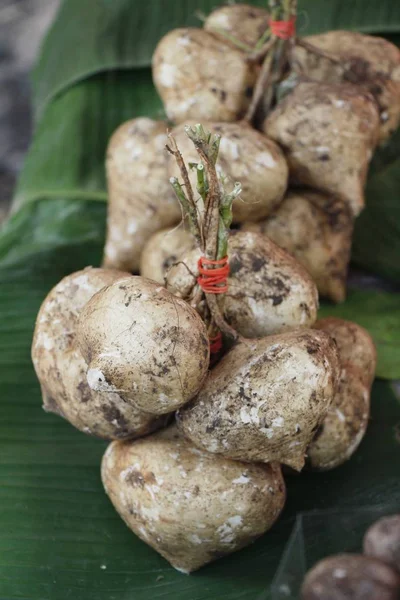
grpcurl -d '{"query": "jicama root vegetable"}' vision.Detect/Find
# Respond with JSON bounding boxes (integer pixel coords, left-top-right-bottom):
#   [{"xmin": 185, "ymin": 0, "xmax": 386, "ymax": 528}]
[
  {"xmin": 152, "ymin": 29, "xmax": 258, "ymax": 123},
  {"xmin": 140, "ymin": 226, "xmax": 195, "ymax": 284},
  {"xmin": 77, "ymin": 276, "xmax": 209, "ymax": 415},
  {"xmin": 263, "ymin": 82, "xmax": 380, "ymax": 216},
  {"xmin": 301, "ymin": 554, "xmax": 400, "ymax": 600},
  {"xmin": 167, "ymin": 122, "xmax": 288, "ymax": 223},
  {"xmin": 101, "ymin": 425, "xmax": 286, "ymax": 573},
  {"xmin": 177, "ymin": 329, "xmax": 340, "ymax": 471},
  {"xmin": 364, "ymin": 515, "xmax": 400, "ymax": 573},
  {"xmin": 242, "ymin": 190, "xmax": 353, "ymax": 303},
  {"xmin": 204, "ymin": 3, "xmax": 269, "ymax": 51},
  {"xmin": 32, "ymin": 268, "xmax": 168, "ymax": 439},
  {"xmin": 103, "ymin": 118, "xmax": 181, "ymax": 272},
  {"xmin": 292, "ymin": 31, "xmax": 400, "ymax": 143},
  {"xmin": 307, "ymin": 318, "xmax": 376, "ymax": 471},
  {"xmin": 166, "ymin": 230, "xmax": 318, "ymax": 338}
]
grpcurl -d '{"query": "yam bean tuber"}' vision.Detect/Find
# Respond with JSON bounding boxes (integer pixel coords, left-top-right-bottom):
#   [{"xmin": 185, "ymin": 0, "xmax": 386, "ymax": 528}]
[
  {"xmin": 167, "ymin": 122, "xmax": 288, "ymax": 223},
  {"xmin": 77, "ymin": 276, "xmax": 209, "ymax": 415},
  {"xmin": 242, "ymin": 190, "xmax": 354, "ymax": 303},
  {"xmin": 177, "ymin": 329, "xmax": 340, "ymax": 471},
  {"xmin": 152, "ymin": 29, "xmax": 258, "ymax": 123},
  {"xmin": 204, "ymin": 4, "xmax": 270, "ymax": 51},
  {"xmin": 104, "ymin": 118, "xmax": 180, "ymax": 272},
  {"xmin": 32, "ymin": 268, "xmax": 168, "ymax": 439},
  {"xmin": 102, "ymin": 425, "xmax": 286, "ymax": 573},
  {"xmin": 263, "ymin": 82, "xmax": 380, "ymax": 216},
  {"xmin": 307, "ymin": 318, "xmax": 377, "ymax": 471},
  {"xmin": 293, "ymin": 31, "xmax": 400, "ymax": 143},
  {"xmin": 140, "ymin": 226, "xmax": 195, "ymax": 284},
  {"xmin": 166, "ymin": 231, "xmax": 318, "ymax": 338}
]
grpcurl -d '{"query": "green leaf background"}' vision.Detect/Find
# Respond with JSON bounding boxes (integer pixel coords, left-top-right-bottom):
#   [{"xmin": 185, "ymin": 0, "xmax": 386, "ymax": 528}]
[{"xmin": 1, "ymin": 1, "xmax": 400, "ymax": 598}]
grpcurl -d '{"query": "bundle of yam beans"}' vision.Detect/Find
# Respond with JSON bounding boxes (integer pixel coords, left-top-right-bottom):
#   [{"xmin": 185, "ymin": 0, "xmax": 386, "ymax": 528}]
[{"xmin": 31, "ymin": 2, "xmax": 400, "ymax": 579}]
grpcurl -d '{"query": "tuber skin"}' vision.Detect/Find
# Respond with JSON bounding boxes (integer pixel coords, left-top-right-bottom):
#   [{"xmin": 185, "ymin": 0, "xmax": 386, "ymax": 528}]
[
  {"xmin": 32, "ymin": 268, "xmax": 168, "ymax": 439},
  {"xmin": 204, "ymin": 3, "xmax": 270, "ymax": 51},
  {"xmin": 301, "ymin": 554, "xmax": 400, "ymax": 600},
  {"xmin": 101, "ymin": 424, "xmax": 286, "ymax": 573},
  {"xmin": 364, "ymin": 515, "xmax": 400, "ymax": 574},
  {"xmin": 140, "ymin": 226, "xmax": 195, "ymax": 284},
  {"xmin": 242, "ymin": 190, "xmax": 354, "ymax": 303},
  {"xmin": 167, "ymin": 122, "xmax": 288, "ymax": 223},
  {"xmin": 307, "ymin": 318, "xmax": 377, "ymax": 471},
  {"xmin": 292, "ymin": 31, "xmax": 400, "ymax": 143},
  {"xmin": 103, "ymin": 118, "xmax": 181, "ymax": 272},
  {"xmin": 263, "ymin": 82, "xmax": 380, "ymax": 216},
  {"xmin": 314, "ymin": 317, "xmax": 377, "ymax": 389},
  {"xmin": 166, "ymin": 230, "xmax": 319, "ymax": 339},
  {"xmin": 177, "ymin": 329, "xmax": 340, "ymax": 471},
  {"xmin": 152, "ymin": 28, "xmax": 258, "ymax": 124},
  {"xmin": 77, "ymin": 276, "xmax": 210, "ymax": 416}
]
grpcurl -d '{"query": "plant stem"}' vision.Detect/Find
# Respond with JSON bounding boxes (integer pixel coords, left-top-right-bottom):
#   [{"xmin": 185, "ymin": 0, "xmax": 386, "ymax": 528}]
[{"xmin": 244, "ymin": 0, "xmax": 297, "ymax": 124}]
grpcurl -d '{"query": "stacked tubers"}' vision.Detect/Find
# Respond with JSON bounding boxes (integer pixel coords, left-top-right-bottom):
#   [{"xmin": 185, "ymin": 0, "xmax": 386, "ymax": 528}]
[{"xmin": 33, "ymin": 0, "xmax": 394, "ymax": 575}]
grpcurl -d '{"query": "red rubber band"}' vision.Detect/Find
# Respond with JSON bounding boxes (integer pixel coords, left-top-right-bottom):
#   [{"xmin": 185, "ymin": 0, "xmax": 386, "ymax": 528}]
[
  {"xmin": 209, "ymin": 332, "xmax": 223, "ymax": 355},
  {"xmin": 269, "ymin": 16, "xmax": 296, "ymax": 40},
  {"xmin": 197, "ymin": 256, "xmax": 229, "ymax": 295}
]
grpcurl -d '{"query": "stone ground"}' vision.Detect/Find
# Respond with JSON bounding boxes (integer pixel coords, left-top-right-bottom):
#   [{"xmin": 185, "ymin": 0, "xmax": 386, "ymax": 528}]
[{"xmin": 0, "ymin": 0, "xmax": 59, "ymax": 219}]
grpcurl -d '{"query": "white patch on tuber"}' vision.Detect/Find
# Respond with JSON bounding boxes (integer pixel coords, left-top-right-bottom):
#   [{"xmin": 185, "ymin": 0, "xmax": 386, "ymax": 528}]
[
  {"xmin": 219, "ymin": 137, "xmax": 240, "ymax": 160},
  {"xmin": 217, "ymin": 516, "xmax": 243, "ymax": 544},
  {"xmin": 256, "ymin": 152, "xmax": 277, "ymax": 168},
  {"xmin": 335, "ymin": 408, "xmax": 346, "ymax": 422},
  {"xmin": 158, "ymin": 63, "xmax": 178, "ymax": 88},
  {"xmin": 232, "ymin": 475, "xmax": 250, "ymax": 485}
]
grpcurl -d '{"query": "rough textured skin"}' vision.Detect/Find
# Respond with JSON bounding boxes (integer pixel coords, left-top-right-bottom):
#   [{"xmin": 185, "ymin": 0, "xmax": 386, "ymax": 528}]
[
  {"xmin": 32, "ymin": 268, "xmax": 168, "ymax": 440},
  {"xmin": 307, "ymin": 318, "xmax": 377, "ymax": 471},
  {"xmin": 77, "ymin": 276, "xmax": 209, "ymax": 416},
  {"xmin": 166, "ymin": 231, "xmax": 319, "ymax": 338},
  {"xmin": 177, "ymin": 329, "xmax": 340, "ymax": 471},
  {"xmin": 263, "ymin": 82, "xmax": 380, "ymax": 216},
  {"xmin": 101, "ymin": 425, "xmax": 286, "ymax": 573},
  {"xmin": 242, "ymin": 190, "xmax": 354, "ymax": 303},
  {"xmin": 140, "ymin": 226, "xmax": 195, "ymax": 284},
  {"xmin": 204, "ymin": 4, "xmax": 269, "ymax": 50},
  {"xmin": 364, "ymin": 515, "xmax": 400, "ymax": 574},
  {"xmin": 168, "ymin": 122, "xmax": 288, "ymax": 223},
  {"xmin": 301, "ymin": 554, "xmax": 400, "ymax": 600},
  {"xmin": 292, "ymin": 31, "xmax": 400, "ymax": 143},
  {"xmin": 152, "ymin": 28, "xmax": 257, "ymax": 124},
  {"xmin": 314, "ymin": 318, "xmax": 377, "ymax": 388},
  {"xmin": 103, "ymin": 118, "xmax": 180, "ymax": 272}
]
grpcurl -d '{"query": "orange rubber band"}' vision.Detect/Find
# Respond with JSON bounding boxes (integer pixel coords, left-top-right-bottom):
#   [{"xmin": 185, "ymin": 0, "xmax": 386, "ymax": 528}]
[
  {"xmin": 209, "ymin": 332, "xmax": 223, "ymax": 355},
  {"xmin": 197, "ymin": 256, "xmax": 229, "ymax": 295},
  {"xmin": 269, "ymin": 16, "xmax": 296, "ymax": 40}
]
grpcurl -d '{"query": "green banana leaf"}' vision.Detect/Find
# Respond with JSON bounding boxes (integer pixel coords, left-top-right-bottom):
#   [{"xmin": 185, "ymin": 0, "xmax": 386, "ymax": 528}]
[{"xmin": 1, "ymin": 1, "xmax": 400, "ymax": 598}]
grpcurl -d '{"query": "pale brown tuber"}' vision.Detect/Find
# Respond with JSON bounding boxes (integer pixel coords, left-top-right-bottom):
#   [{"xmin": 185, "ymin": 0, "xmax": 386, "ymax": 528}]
[
  {"xmin": 152, "ymin": 28, "xmax": 258, "ymax": 123},
  {"xmin": 177, "ymin": 329, "xmax": 340, "ymax": 471},
  {"xmin": 101, "ymin": 425, "xmax": 286, "ymax": 573},
  {"xmin": 32, "ymin": 268, "xmax": 168, "ymax": 439},
  {"xmin": 77, "ymin": 276, "xmax": 209, "ymax": 415},
  {"xmin": 140, "ymin": 226, "xmax": 195, "ymax": 284},
  {"xmin": 263, "ymin": 82, "xmax": 380, "ymax": 216},
  {"xmin": 103, "ymin": 118, "xmax": 180, "ymax": 272},
  {"xmin": 166, "ymin": 230, "xmax": 318, "ymax": 339},
  {"xmin": 242, "ymin": 190, "xmax": 354, "ymax": 303},
  {"xmin": 204, "ymin": 4, "xmax": 270, "ymax": 52},
  {"xmin": 307, "ymin": 318, "xmax": 377, "ymax": 471},
  {"xmin": 167, "ymin": 122, "xmax": 288, "ymax": 223},
  {"xmin": 293, "ymin": 31, "xmax": 400, "ymax": 143}
]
